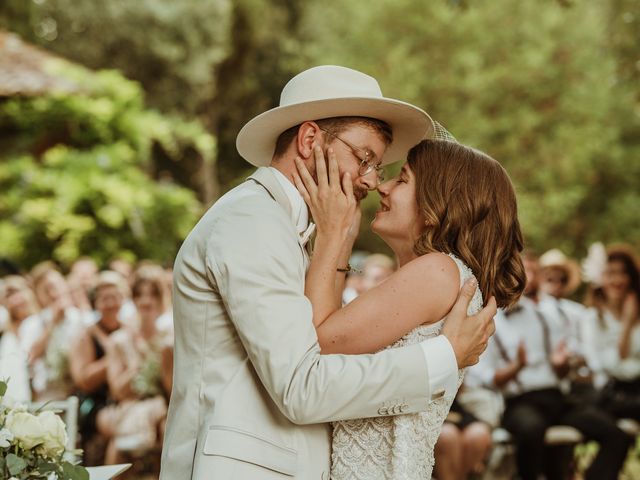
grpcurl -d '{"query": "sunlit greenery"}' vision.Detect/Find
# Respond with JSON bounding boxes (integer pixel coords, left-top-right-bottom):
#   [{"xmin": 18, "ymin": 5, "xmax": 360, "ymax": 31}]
[
  {"xmin": 0, "ymin": 67, "xmax": 208, "ymax": 267},
  {"xmin": 1, "ymin": 0, "xmax": 638, "ymax": 264}
]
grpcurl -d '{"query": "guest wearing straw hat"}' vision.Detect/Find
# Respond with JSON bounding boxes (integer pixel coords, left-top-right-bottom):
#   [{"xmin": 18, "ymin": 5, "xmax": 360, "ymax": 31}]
[
  {"xmin": 538, "ymin": 249, "xmax": 588, "ymax": 363},
  {"xmin": 537, "ymin": 249, "xmax": 598, "ymax": 404},
  {"xmin": 539, "ymin": 249, "xmax": 582, "ymax": 300}
]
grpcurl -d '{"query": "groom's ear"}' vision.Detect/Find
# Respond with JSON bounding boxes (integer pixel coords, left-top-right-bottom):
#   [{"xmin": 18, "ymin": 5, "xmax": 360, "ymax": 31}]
[{"xmin": 296, "ymin": 121, "xmax": 321, "ymax": 160}]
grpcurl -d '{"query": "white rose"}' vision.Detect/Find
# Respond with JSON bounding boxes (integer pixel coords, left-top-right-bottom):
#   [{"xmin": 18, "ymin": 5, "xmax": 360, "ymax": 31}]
[
  {"xmin": 0, "ymin": 427, "xmax": 14, "ymax": 448},
  {"xmin": 4, "ymin": 411, "xmax": 46, "ymax": 450},
  {"xmin": 37, "ymin": 411, "xmax": 68, "ymax": 458}
]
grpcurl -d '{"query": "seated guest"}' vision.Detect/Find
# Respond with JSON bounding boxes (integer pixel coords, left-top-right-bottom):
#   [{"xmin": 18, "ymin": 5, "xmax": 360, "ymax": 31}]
[
  {"xmin": 538, "ymin": 249, "xmax": 594, "ymax": 396},
  {"xmin": 108, "ymin": 258, "xmax": 137, "ymax": 326},
  {"xmin": 434, "ymin": 388, "xmax": 493, "ymax": 480},
  {"xmin": 582, "ymin": 244, "xmax": 640, "ymax": 420},
  {"xmin": 538, "ymin": 249, "xmax": 586, "ymax": 343},
  {"xmin": 475, "ymin": 252, "xmax": 630, "ymax": 480},
  {"xmin": 69, "ymin": 270, "xmax": 127, "ymax": 465},
  {"xmin": 0, "ymin": 298, "xmax": 7, "ymax": 331},
  {"xmin": 68, "ymin": 275, "xmax": 94, "ymax": 314},
  {"xmin": 26, "ymin": 263, "xmax": 90, "ymax": 400},
  {"xmin": 67, "ymin": 258, "xmax": 96, "ymax": 314},
  {"xmin": 361, "ymin": 253, "xmax": 395, "ymax": 292},
  {"xmin": 0, "ymin": 276, "xmax": 38, "ymax": 403},
  {"xmin": 109, "ymin": 257, "xmax": 133, "ymax": 284},
  {"xmin": 155, "ymin": 265, "xmax": 174, "ymax": 335},
  {"xmin": 97, "ymin": 265, "xmax": 171, "ymax": 464}
]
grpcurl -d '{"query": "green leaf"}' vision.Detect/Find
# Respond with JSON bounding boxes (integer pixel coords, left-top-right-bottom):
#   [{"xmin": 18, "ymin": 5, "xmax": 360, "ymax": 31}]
[
  {"xmin": 6, "ymin": 453, "xmax": 27, "ymax": 475},
  {"xmin": 36, "ymin": 457, "xmax": 59, "ymax": 473},
  {"xmin": 62, "ymin": 461, "xmax": 90, "ymax": 480},
  {"xmin": 0, "ymin": 380, "xmax": 7, "ymax": 397}
]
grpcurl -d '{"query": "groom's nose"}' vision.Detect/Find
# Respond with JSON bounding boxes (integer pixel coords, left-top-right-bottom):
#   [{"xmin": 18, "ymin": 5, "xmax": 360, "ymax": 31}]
[{"xmin": 358, "ymin": 169, "xmax": 379, "ymax": 191}]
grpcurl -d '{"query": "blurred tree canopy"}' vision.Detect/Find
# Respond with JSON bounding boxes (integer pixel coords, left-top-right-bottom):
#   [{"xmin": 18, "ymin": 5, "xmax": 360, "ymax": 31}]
[
  {"xmin": 0, "ymin": 0, "xmax": 232, "ymax": 114},
  {"xmin": 1, "ymin": 0, "xmax": 639, "ymax": 265},
  {"xmin": 300, "ymin": 0, "xmax": 640, "ymax": 257},
  {"xmin": 0, "ymin": 64, "xmax": 209, "ymax": 268}
]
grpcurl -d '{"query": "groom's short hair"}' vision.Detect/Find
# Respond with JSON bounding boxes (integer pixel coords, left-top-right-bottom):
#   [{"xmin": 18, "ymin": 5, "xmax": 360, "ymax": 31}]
[{"xmin": 273, "ymin": 116, "xmax": 393, "ymax": 158}]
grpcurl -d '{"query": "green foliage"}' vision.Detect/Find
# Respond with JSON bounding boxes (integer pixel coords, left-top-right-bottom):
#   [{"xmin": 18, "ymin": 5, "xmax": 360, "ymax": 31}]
[
  {"xmin": 1, "ymin": 0, "xmax": 639, "ymax": 259},
  {"xmin": 203, "ymin": 0, "xmax": 310, "ymax": 186},
  {"xmin": 6, "ymin": 453, "xmax": 27, "ymax": 475},
  {"xmin": 297, "ymin": 0, "xmax": 640, "ymax": 256},
  {"xmin": 575, "ymin": 439, "xmax": 640, "ymax": 479},
  {"xmin": 0, "ymin": 0, "xmax": 233, "ymax": 114},
  {"xmin": 1, "ymin": 445, "xmax": 88, "ymax": 479},
  {"xmin": 0, "ymin": 69, "xmax": 206, "ymax": 269}
]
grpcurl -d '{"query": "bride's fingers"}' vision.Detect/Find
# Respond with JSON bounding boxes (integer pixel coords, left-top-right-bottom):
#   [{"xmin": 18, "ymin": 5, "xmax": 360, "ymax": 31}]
[
  {"xmin": 327, "ymin": 147, "xmax": 340, "ymax": 191},
  {"xmin": 292, "ymin": 172, "xmax": 311, "ymax": 205},
  {"xmin": 294, "ymin": 156, "xmax": 318, "ymax": 197},
  {"xmin": 314, "ymin": 145, "xmax": 329, "ymax": 190},
  {"xmin": 341, "ymin": 172, "xmax": 354, "ymax": 204}
]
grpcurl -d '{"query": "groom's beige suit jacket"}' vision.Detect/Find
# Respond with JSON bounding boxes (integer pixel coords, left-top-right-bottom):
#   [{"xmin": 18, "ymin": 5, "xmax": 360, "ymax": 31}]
[{"xmin": 160, "ymin": 167, "xmax": 442, "ymax": 480}]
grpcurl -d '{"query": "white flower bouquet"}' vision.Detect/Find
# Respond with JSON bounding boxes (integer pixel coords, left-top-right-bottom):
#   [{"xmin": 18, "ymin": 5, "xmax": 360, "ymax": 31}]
[{"xmin": 0, "ymin": 380, "xmax": 88, "ymax": 480}]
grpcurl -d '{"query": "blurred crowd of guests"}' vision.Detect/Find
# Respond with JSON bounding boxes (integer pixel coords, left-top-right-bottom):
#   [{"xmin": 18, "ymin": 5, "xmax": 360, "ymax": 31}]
[
  {"xmin": 346, "ymin": 244, "xmax": 640, "ymax": 480},
  {"xmin": 0, "ymin": 257, "xmax": 174, "ymax": 470},
  {"xmin": 1, "ymin": 242, "xmax": 639, "ymax": 479}
]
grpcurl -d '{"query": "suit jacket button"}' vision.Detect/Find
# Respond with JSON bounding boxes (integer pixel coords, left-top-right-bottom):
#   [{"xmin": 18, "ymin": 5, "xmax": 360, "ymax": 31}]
[{"xmin": 431, "ymin": 388, "xmax": 445, "ymax": 400}]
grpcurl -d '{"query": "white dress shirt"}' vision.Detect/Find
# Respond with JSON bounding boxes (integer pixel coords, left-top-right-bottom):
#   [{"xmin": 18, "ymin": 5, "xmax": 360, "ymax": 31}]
[
  {"xmin": 538, "ymin": 294, "xmax": 588, "ymax": 356},
  {"xmin": 269, "ymin": 167, "xmax": 459, "ymax": 398},
  {"xmin": 0, "ymin": 330, "xmax": 31, "ymax": 404},
  {"xmin": 476, "ymin": 297, "xmax": 561, "ymax": 398},
  {"xmin": 581, "ymin": 307, "xmax": 640, "ymax": 385}
]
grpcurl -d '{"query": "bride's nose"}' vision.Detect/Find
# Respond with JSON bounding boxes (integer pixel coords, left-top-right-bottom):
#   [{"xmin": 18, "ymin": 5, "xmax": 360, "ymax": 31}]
[{"xmin": 376, "ymin": 179, "xmax": 392, "ymax": 196}]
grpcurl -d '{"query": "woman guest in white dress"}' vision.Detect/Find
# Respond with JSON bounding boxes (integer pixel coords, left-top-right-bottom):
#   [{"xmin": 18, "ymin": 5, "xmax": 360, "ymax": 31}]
[
  {"xmin": 26, "ymin": 263, "xmax": 91, "ymax": 401},
  {"xmin": 582, "ymin": 244, "xmax": 640, "ymax": 420},
  {"xmin": 0, "ymin": 276, "xmax": 39, "ymax": 404},
  {"xmin": 294, "ymin": 138, "xmax": 526, "ymax": 479}
]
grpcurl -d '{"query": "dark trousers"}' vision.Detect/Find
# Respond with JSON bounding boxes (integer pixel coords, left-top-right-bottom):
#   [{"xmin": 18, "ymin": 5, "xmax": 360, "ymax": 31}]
[
  {"xmin": 599, "ymin": 378, "xmax": 640, "ymax": 421},
  {"xmin": 502, "ymin": 387, "xmax": 631, "ymax": 480}
]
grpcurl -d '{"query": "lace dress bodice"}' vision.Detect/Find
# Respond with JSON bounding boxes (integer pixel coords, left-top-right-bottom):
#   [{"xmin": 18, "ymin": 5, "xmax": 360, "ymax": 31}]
[{"xmin": 331, "ymin": 254, "xmax": 483, "ymax": 480}]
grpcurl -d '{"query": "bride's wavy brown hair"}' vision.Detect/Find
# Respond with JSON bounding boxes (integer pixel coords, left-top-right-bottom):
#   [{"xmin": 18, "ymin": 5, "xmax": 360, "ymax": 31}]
[{"xmin": 407, "ymin": 140, "xmax": 526, "ymax": 308}]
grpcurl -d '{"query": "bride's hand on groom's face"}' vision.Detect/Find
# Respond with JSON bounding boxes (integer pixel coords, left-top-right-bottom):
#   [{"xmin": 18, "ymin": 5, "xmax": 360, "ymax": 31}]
[{"xmin": 293, "ymin": 145, "xmax": 358, "ymax": 243}]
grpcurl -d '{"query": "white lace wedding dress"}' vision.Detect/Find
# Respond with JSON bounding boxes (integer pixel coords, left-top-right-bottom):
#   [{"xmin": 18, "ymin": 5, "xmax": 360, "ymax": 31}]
[{"xmin": 331, "ymin": 254, "xmax": 483, "ymax": 480}]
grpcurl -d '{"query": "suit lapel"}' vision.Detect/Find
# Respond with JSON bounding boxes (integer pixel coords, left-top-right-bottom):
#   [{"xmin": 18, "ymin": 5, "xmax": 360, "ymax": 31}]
[{"xmin": 247, "ymin": 167, "xmax": 311, "ymax": 271}]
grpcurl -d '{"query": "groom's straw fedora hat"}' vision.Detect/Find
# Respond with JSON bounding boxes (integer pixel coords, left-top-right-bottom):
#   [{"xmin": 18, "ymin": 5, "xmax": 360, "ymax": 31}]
[{"xmin": 236, "ymin": 65, "xmax": 435, "ymax": 167}]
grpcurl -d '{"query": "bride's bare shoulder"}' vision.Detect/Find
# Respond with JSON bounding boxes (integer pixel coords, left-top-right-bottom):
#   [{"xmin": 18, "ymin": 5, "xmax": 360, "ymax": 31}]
[
  {"xmin": 384, "ymin": 252, "xmax": 460, "ymax": 311},
  {"xmin": 399, "ymin": 252, "xmax": 459, "ymax": 285}
]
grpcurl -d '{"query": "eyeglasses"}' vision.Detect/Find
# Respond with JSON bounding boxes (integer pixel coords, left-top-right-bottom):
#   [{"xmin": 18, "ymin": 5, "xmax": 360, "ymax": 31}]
[{"xmin": 319, "ymin": 128, "xmax": 385, "ymax": 182}]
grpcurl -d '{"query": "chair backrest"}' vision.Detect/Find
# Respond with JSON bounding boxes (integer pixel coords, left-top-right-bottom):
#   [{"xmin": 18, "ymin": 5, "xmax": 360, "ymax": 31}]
[{"xmin": 29, "ymin": 395, "xmax": 80, "ymax": 462}]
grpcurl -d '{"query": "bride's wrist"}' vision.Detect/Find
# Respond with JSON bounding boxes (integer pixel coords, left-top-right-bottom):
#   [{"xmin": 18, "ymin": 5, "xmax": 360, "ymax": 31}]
[{"xmin": 315, "ymin": 229, "xmax": 349, "ymax": 247}]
